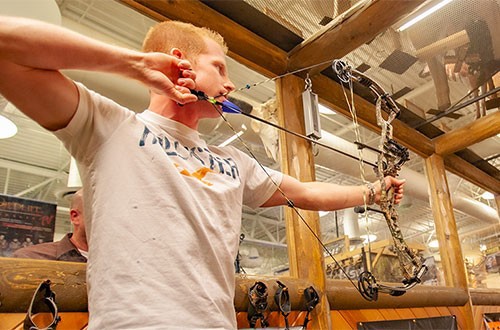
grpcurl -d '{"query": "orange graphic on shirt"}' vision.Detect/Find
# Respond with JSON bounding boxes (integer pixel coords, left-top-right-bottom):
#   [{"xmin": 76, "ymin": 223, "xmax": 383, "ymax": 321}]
[{"xmin": 174, "ymin": 163, "xmax": 214, "ymax": 186}]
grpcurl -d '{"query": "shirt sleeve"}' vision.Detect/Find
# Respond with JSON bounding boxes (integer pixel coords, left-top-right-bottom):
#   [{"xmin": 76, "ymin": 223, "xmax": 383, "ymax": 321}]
[
  {"xmin": 240, "ymin": 153, "xmax": 283, "ymax": 209},
  {"xmin": 53, "ymin": 82, "xmax": 134, "ymax": 165}
]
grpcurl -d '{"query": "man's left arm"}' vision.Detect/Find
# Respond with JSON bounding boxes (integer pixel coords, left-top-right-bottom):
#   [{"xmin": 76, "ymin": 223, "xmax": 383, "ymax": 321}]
[{"xmin": 261, "ymin": 174, "xmax": 405, "ymax": 210}]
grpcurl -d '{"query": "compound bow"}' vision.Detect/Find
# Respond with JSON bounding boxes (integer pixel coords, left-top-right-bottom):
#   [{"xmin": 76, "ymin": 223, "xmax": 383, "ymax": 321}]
[{"xmin": 332, "ymin": 60, "xmax": 428, "ymax": 301}]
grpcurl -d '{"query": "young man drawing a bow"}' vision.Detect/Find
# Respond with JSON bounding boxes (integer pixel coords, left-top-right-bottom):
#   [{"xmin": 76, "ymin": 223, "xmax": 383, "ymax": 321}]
[{"xmin": 0, "ymin": 17, "xmax": 405, "ymax": 329}]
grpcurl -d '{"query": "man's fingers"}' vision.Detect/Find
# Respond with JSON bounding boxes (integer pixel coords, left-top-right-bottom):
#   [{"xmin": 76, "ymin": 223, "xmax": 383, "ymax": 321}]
[
  {"xmin": 177, "ymin": 77, "xmax": 196, "ymax": 90},
  {"xmin": 177, "ymin": 59, "xmax": 192, "ymax": 70},
  {"xmin": 172, "ymin": 86, "xmax": 197, "ymax": 104},
  {"xmin": 180, "ymin": 68, "xmax": 196, "ymax": 79}
]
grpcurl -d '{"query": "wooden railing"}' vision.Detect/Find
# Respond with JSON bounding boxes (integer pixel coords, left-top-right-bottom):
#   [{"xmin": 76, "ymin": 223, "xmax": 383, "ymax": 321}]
[{"xmin": 1, "ymin": 258, "xmax": 499, "ymax": 329}]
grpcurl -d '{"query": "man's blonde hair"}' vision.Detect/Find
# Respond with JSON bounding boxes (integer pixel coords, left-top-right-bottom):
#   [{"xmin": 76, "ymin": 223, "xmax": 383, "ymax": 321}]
[{"xmin": 142, "ymin": 21, "xmax": 227, "ymax": 62}]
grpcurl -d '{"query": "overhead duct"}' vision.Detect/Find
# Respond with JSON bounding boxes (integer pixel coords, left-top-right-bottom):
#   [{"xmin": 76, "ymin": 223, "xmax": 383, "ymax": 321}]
[
  {"xmin": 240, "ymin": 246, "xmax": 262, "ymax": 268},
  {"xmin": 343, "ymin": 208, "xmax": 363, "ymax": 244}
]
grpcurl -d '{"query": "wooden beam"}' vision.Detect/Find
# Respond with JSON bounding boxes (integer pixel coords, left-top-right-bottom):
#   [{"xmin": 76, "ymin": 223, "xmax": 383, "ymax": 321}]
[
  {"xmin": 287, "ymin": 0, "xmax": 425, "ymax": 73},
  {"xmin": 496, "ymin": 194, "xmax": 500, "ymax": 218},
  {"xmin": 120, "ymin": 0, "xmax": 288, "ymax": 78},
  {"xmin": 444, "ymin": 154, "xmax": 500, "ymax": 194},
  {"xmin": 415, "ymin": 30, "xmax": 469, "ymax": 59},
  {"xmin": 275, "ymin": 75, "xmax": 331, "ymax": 329},
  {"xmin": 425, "ymin": 154, "xmax": 468, "ymax": 288},
  {"xmin": 434, "ymin": 111, "xmax": 500, "ymax": 156},
  {"xmin": 312, "ymin": 74, "xmax": 435, "ymax": 157},
  {"xmin": 470, "ymin": 288, "xmax": 500, "ymax": 306},
  {"xmin": 3, "ymin": 258, "xmax": 497, "ymax": 315},
  {"xmin": 326, "ymin": 280, "xmax": 469, "ymax": 309},
  {"xmin": 424, "ymin": 153, "xmax": 475, "ymax": 330},
  {"xmin": 0, "ymin": 258, "xmax": 87, "ymax": 313}
]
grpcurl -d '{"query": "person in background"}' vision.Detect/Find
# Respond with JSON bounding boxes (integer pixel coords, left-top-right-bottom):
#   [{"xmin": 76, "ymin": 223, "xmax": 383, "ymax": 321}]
[
  {"xmin": 0, "ymin": 17, "xmax": 404, "ymax": 329},
  {"xmin": 13, "ymin": 190, "xmax": 87, "ymax": 262},
  {"xmin": 22, "ymin": 237, "xmax": 34, "ymax": 248},
  {"xmin": 0, "ymin": 234, "xmax": 8, "ymax": 257}
]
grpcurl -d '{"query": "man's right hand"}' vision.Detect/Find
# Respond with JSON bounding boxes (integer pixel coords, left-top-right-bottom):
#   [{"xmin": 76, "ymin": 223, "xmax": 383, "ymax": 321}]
[{"xmin": 138, "ymin": 52, "xmax": 198, "ymax": 105}]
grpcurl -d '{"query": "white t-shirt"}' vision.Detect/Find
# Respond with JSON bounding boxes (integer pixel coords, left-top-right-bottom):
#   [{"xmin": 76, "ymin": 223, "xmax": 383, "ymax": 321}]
[{"xmin": 54, "ymin": 83, "xmax": 282, "ymax": 329}]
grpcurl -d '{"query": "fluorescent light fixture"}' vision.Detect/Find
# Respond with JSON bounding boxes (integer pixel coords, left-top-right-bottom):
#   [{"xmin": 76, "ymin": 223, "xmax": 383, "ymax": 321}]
[
  {"xmin": 428, "ymin": 239, "xmax": 439, "ymax": 248},
  {"xmin": 481, "ymin": 191, "xmax": 494, "ymax": 200},
  {"xmin": 0, "ymin": 114, "xmax": 17, "ymax": 139},
  {"xmin": 397, "ymin": 0, "xmax": 453, "ymax": 32},
  {"xmin": 218, "ymin": 124, "xmax": 247, "ymax": 147},
  {"xmin": 360, "ymin": 234, "xmax": 377, "ymax": 243},
  {"xmin": 319, "ymin": 103, "xmax": 336, "ymax": 114},
  {"xmin": 67, "ymin": 157, "xmax": 82, "ymax": 188}
]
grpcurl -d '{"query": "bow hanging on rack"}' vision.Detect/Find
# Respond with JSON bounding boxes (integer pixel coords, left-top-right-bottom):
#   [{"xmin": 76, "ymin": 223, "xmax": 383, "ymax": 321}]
[{"xmin": 190, "ymin": 57, "xmax": 427, "ymax": 301}]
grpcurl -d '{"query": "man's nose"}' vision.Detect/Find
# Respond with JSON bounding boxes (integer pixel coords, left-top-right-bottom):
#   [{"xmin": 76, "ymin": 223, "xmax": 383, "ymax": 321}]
[{"xmin": 224, "ymin": 79, "xmax": 235, "ymax": 93}]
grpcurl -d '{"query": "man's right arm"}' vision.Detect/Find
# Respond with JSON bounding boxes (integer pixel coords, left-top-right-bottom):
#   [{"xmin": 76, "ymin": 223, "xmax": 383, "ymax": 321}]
[{"xmin": 0, "ymin": 16, "xmax": 197, "ymax": 130}]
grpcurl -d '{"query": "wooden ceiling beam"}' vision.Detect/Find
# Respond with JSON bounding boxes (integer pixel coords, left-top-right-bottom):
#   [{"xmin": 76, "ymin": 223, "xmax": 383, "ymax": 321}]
[
  {"xmin": 434, "ymin": 111, "xmax": 500, "ymax": 156},
  {"xmin": 445, "ymin": 155, "xmax": 500, "ymax": 194},
  {"xmin": 120, "ymin": 0, "xmax": 288, "ymax": 78},
  {"xmin": 287, "ymin": 0, "xmax": 425, "ymax": 73}
]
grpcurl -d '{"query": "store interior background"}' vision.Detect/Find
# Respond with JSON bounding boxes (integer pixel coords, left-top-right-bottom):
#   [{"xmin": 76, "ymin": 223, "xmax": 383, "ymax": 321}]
[{"xmin": 0, "ymin": 0, "xmax": 498, "ymax": 288}]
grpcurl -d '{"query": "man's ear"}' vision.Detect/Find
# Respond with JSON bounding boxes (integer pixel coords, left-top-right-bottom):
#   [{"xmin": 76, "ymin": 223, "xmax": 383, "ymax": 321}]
[
  {"xmin": 170, "ymin": 48, "xmax": 183, "ymax": 59},
  {"xmin": 70, "ymin": 209, "xmax": 79, "ymax": 225}
]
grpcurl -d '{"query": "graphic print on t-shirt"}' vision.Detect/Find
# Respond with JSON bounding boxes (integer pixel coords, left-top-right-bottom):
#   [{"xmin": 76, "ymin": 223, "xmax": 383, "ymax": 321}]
[
  {"xmin": 139, "ymin": 126, "xmax": 240, "ymax": 185},
  {"xmin": 174, "ymin": 163, "xmax": 215, "ymax": 186}
]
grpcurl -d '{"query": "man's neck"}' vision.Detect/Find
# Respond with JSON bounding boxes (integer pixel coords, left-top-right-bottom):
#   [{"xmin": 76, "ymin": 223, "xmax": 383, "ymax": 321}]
[{"xmin": 70, "ymin": 233, "xmax": 88, "ymax": 252}]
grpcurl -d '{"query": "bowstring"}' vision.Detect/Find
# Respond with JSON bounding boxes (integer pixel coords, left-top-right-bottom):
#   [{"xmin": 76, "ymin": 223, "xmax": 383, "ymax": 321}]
[
  {"xmin": 339, "ymin": 77, "xmax": 374, "ymax": 271},
  {"xmin": 208, "ymin": 102, "xmax": 364, "ymax": 294}
]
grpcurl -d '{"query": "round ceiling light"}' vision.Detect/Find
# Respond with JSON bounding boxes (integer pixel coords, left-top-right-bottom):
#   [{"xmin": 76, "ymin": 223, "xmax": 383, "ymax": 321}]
[{"xmin": 0, "ymin": 115, "xmax": 17, "ymax": 139}]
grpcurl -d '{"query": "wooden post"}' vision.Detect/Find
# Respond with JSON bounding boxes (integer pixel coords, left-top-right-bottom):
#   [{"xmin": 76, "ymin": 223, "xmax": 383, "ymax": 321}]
[
  {"xmin": 496, "ymin": 194, "xmax": 500, "ymax": 218},
  {"xmin": 275, "ymin": 75, "xmax": 331, "ymax": 329},
  {"xmin": 424, "ymin": 154, "xmax": 475, "ymax": 329}
]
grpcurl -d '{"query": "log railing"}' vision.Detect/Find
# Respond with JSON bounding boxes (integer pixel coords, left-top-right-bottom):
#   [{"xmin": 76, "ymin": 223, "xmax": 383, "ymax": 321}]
[{"xmin": 1, "ymin": 258, "xmax": 497, "ymax": 314}]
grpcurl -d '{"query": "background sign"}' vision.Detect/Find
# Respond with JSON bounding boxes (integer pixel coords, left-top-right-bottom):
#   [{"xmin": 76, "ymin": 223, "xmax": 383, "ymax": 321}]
[{"xmin": 0, "ymin": 194, "xmax": 56, "ymax": 257}]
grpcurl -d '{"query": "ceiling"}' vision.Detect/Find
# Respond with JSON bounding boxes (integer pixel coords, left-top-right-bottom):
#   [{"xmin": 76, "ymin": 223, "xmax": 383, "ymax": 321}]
[{"xmin": 0, "ymin": 0, "xmax": 498, "ymax": 275}]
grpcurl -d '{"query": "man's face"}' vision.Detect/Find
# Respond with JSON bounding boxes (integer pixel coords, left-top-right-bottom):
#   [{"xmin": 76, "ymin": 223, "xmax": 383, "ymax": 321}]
[{"xmin": 191, "ymin": 38, "xmax": 235, "ymax": 118}]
